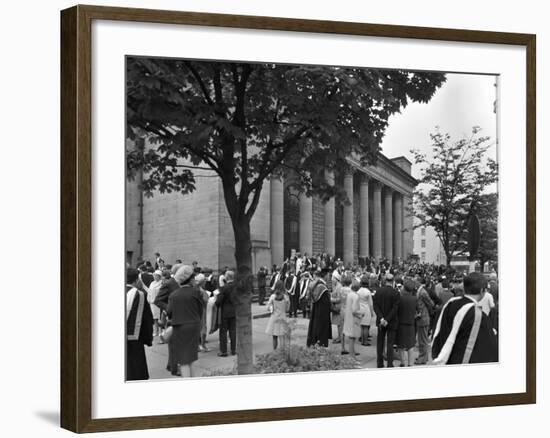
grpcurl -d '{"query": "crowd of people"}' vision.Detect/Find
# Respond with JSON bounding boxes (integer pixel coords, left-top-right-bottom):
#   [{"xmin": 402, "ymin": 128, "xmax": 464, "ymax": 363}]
[
  {"xmin": 125, "ymin": 251, "xmax": 499, "ymax": 380},
  {"xmin": 261, "ymin": 252, "xmax": 499, "ymax": 368}
]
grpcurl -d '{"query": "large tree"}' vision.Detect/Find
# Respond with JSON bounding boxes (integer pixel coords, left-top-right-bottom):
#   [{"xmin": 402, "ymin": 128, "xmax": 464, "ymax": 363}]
[
  {"xmin": 412, "ymin": 127, "xmax": 498, "ymax": 267},
  {"xmin": 126, "ymin": 58, "xmax": 445, "ymax": 373}
]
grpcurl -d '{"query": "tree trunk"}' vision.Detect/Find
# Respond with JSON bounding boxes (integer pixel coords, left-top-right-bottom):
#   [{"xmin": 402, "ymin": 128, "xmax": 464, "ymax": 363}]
[
  {"xmin": 445, "ymin": 249, "xmax": 452, "ymax": 268},
  {"xmin": 232, "ymin": 219, "xmax": 254, "ymax": 375}
]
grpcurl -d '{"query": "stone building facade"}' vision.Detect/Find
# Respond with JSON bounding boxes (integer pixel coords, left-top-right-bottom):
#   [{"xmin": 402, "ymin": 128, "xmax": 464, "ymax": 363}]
[{"xmin": 126, "ymin": 154, "xmax": 417, "ymax": 272}]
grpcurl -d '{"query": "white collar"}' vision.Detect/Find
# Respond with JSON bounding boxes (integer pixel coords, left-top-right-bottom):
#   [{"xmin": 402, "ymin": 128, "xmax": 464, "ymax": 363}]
[{"xmin": 464, "ymin": 294, "xmax": 481, "ymax": 303}]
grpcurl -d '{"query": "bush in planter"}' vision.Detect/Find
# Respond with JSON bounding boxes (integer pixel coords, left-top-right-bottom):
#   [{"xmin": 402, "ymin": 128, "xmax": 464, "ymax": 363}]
[
  {"xmin": 254, "ymin": 345, "xmax": 360, "ymax": 374},
  {"xmin": 202, "ymin": 345, "xmax": 360, "ymax": 376}
]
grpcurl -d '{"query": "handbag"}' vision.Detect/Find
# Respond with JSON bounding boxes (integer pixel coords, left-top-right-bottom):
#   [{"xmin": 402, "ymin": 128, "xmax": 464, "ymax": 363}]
[
  {"xmin": 160, "ymin": 326, "xmax": 173, "ymax": 343},
  {"xmin": 158, "ymin": 310, "xmax": 168, "ymax": 328}
]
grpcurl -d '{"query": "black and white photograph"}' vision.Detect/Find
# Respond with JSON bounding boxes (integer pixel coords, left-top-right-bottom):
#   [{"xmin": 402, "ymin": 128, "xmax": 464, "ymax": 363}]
[{"xmin": 125, "ymin": 57, "xmax": 499, "ymax": 381}]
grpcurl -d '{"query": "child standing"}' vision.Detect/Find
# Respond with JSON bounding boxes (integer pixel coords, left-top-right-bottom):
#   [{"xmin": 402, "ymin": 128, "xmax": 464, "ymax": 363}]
[{"xmin": 265, "ymin": 280, "xmax": 290, "ymax": 350}]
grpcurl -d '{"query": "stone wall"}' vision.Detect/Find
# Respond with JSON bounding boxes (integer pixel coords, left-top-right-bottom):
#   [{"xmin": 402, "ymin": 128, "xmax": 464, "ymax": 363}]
[
  {"xmin": 125, "ymin": 174, "xmax": 142, "ymax": 266},
  {"xmin": 139, "ymin": 169, "xmax": 220, "ymax": 269}
]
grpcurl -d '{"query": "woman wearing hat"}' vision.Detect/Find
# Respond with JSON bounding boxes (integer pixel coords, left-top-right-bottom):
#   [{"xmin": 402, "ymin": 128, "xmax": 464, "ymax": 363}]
[
  {"xmin": 166, "ymin": 265, "xmax": 204, "ymax": 377},
  {"xmin": 357, "ymin": 275, "xmax": 375, "ymax": 346}
]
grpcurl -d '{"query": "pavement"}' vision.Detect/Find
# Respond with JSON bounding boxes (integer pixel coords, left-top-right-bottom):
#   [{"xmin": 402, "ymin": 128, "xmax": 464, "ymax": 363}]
[{"xmin": 145, "ymin": 303, "xmax": 428, "ymax": 379}]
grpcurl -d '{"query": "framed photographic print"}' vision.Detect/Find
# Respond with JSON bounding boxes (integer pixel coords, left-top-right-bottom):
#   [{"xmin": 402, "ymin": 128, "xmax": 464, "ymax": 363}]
[{"xmin": 60, "ymin": 4, "xmax": 536, "ymax": 433}]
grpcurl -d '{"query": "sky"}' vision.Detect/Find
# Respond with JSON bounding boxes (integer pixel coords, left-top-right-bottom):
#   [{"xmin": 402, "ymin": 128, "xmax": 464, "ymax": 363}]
[{"xmin": 380, "ymin": 73, "xmax": 498, "ymax": 180}]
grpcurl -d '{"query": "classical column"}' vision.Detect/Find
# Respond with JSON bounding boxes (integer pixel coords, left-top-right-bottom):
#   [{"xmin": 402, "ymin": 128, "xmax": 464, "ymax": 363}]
[
  {"xmin": 324, "ymin": 170, "xmax": 336, "ymax": 256},
  {"xmin": 299, "ymin": 192, "xmax": 313, "ymax": 255},
  {"xmin": 372, "ymin": 181, "xmax": 382, "ymax": 259},
  {"xmin": 343, "ymin": 171, "xmax": 354, "ymax": 265},
  {"xmin": 359, "ymin": 174, "xmax": 370, "ymax": 258},
  {"xmin": 384, "ymin": 188, "xmax": 393, "ymax": 261},
  {"xmin": 394, "ymin": 193, "xmax": 403, "ymax": 260},
  {"xmin": 270, "ymin": 176, "xmax": 284, "ymax": 266},
  {"xmin": 403, "ymin": 195, "xmax": 413, "ymax": 259}
]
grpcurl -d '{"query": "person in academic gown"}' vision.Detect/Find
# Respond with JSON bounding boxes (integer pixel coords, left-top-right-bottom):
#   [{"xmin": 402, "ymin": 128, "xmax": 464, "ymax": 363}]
[
  {"xmin": 126, "ymin": 268, "xmax": 153, "ymax": 381},
  {"xmin": 285, "ymin": 269, "xmax": 299, "ymax": 318},
  {"xmin": 306, "ymin": 271, "xmax": 332, "ymax": 347},
  {"xmin": 432, "ymin": 272, "xmax": 498, "ymax": 365},
  {"xmin": 269, "ymin": 266, "xmax": 282, "ymax": 292},
  {"xmin": 298, "ymin": 271, "xmax": 312, "ymax": 318}
]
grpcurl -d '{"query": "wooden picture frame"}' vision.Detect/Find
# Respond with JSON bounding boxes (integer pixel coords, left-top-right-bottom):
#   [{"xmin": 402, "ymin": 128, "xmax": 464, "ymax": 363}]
[{"xmin": 60, "ymin": 4, "xmax": 536, "ymax": 433}]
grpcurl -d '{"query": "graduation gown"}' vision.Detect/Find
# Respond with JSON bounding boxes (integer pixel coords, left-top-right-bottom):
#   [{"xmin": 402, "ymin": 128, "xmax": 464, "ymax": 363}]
[
  {"xmin": 432, "ymin": 295, "xmax": 498, "ymax": 364},
  {"xmin": 126, "ymin": 285, "xmax": 153, "ymax": 380},
  {"xmin": 306, "ymin": 280, "xmax": 332, "ymax": 347},
  {"xmin": 285, "ymin": 274, "xmax": 299, "ymax": 314},
  {"xmin": 269, "ymin": 272, "xmax": 281, "ymax": 291}
]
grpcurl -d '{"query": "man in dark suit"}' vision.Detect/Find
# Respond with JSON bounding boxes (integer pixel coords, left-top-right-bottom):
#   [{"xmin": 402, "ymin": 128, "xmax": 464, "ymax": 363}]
[
  {"xmin": 285, "ymin": 268, "xmax": 299, "ymax": 318},
  {"xmin": 138, "ymin": 264, "xmax": 154, "ymax": 289},
  {"xmin": 153, "ymin": 271, "xmax": 179, "ymax": 313},
  {"xmin": 257, "ymin": 266, "xmax": 267, "ymax": 305},
  {"xmin": 373, "ymin": 273, "xmax": 401, "ymax": 367},
  {"xmin": 216, "ymin": 270, "xmax": 237, "ymax": 356}
]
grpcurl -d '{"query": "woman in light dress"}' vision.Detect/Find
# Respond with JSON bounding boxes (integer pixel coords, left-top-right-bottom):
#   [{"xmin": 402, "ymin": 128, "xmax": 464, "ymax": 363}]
[
  {"xmin": 357, "ymin": 275, "xmax": 375, "ymax": 346},
  {"xmin": 343, "ymin": 277, "xmax": 364, "ymax": 358},
  {"xmin": 336, "ymin": 273, "xmax": 352, "ymax": 354},
  {"xmin": 331, "ymin": 276, "xmax": 347, "ymax": 348},
  {"xmin": 146, "ymin": 270, "xmax": 163, "ymax": 337},
  {"xmin": 194, "ymin": 273, "xmax": 211, "ymax": 352},
  {"xmin": 265, "ymin": 280, "xmax": 290, "ymax": 350}
]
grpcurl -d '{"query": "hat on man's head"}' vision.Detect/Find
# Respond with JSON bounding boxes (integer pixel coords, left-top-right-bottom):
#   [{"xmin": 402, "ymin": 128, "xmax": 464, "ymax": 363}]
[{"xmin": 174, "ymin": 265, "xmax": 194, "ymax": 285}]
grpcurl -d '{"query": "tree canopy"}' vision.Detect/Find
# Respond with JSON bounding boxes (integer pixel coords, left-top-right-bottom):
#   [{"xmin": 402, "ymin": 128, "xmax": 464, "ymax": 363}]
[
  {"xmin": 127, "ymin": 58, "xmax": 446, "ymax": 222},
  {"xmin": 412, "ymin": 127, "xmax": 498, "ymax": 265}
]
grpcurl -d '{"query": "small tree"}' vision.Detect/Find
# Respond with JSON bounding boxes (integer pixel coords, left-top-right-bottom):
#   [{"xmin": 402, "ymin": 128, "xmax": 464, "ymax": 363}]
[
  {"xmin": 472, "ymin": 193, "xmax": 498, "ymax": 270},
  {"xmin": 127, "ymin": 58, "xmax": 445, "ymax": 373},
  {"xmin": 412, "ymin": 127, "xmax": 498, "ymax": 266}
]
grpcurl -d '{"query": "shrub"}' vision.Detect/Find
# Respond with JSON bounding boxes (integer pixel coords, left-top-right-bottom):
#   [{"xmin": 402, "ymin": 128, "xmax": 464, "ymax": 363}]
[
  {"xmin": 254, "ymin": 345, "xmax": 360, "ymax": 374},
  {"xmin": 202, "ymin": 345, "xmax": 360, "ymax": 377}
]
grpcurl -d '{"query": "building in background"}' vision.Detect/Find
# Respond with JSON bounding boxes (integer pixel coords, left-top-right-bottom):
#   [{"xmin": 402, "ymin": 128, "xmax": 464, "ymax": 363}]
[
  {"xmin": 413, "ymin": 224, "xmax": 447, "ymax": 265},
  {"xmin": 126, "ymin": 152, "xmax": 417, "ymax": 272}
]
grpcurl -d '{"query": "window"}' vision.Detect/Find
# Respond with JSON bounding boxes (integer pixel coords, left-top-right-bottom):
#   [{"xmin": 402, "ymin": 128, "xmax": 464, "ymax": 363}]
[
  {"xmin": 421, "ymin": 239, "xmax": 426, "ymax": 248},
  {"xmin": 421, "ymin": 227, "xmax": 426, "ymax": 236},
  {"xmin": 290, "ymin": 220, "xmax": 298, "ymax": 241},
  {"xmin": 421, "ymin": 252, "xmax": 426, "ymax": 261}
]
